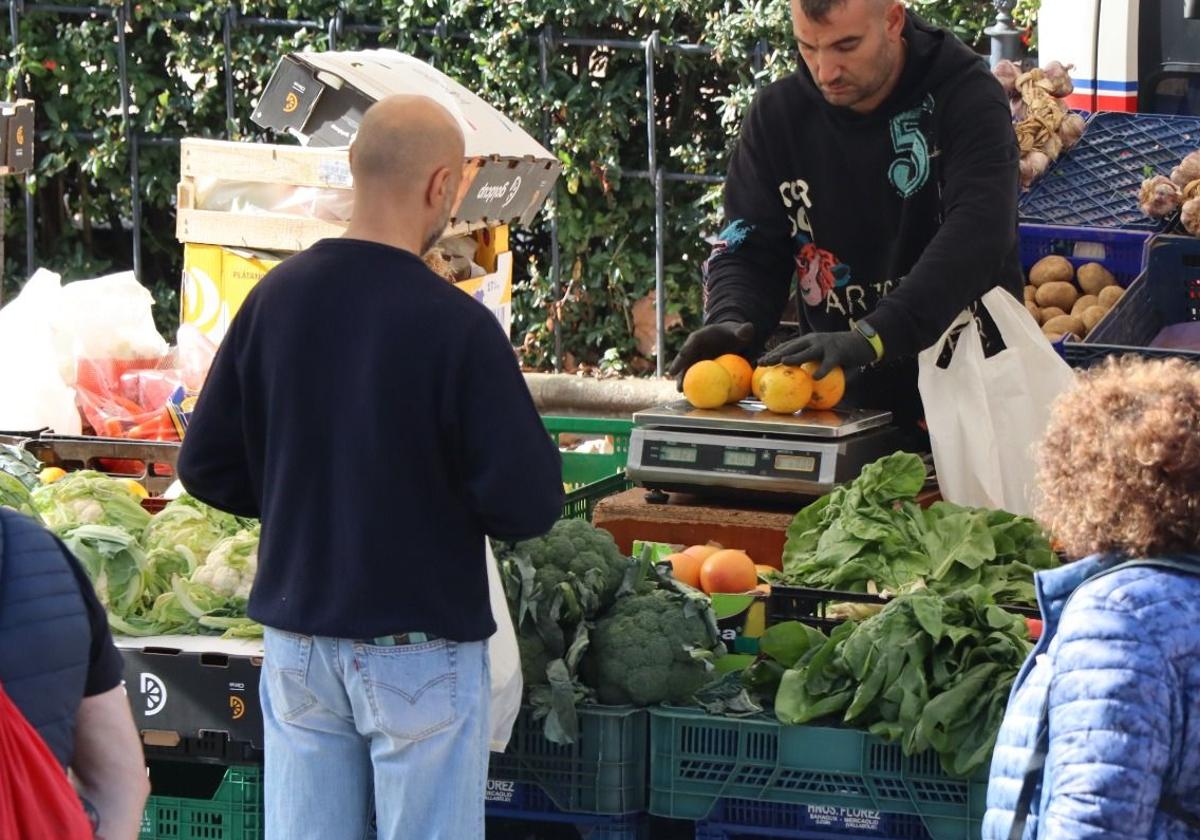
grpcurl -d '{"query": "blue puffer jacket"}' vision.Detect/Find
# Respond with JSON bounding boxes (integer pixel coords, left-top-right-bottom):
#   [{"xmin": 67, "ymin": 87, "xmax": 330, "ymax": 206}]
[{"xmin": 983, "ymin": 554, "xmax": 1200, "ymax": 839}]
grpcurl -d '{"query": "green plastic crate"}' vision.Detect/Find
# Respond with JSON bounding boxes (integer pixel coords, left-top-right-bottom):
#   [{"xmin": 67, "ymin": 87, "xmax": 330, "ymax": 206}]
[
  {"xmin": 648, "ymin": 707, "xmax": 986, "ymax": 840},
  {"xmin": 561, "ymin": 471, "xmax": 633, "ymax": 522},
  {"xmin": 140, "ymin": 763, "xmax": 263, "ymax": 840},
  {"xmin": 543, "ymin": 416, "xmax": 633, "ymax": 490},
  {"xmin": 489, "ymin": 705, "xmax": 649, "ymax": 815}
]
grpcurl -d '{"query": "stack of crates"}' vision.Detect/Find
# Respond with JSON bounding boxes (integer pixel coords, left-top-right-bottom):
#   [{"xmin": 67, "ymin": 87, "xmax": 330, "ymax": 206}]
[{"xmin": 139, "ymin": 736, "xmax": 264, "ymax": 840}]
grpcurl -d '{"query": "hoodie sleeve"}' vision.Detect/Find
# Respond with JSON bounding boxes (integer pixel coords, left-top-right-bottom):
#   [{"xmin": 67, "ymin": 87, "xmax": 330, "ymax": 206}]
[
  {"xmin": 703, "ymin": 86, "xmax": 799, "ymax": 356},
  {"xmin": 863, "ymin": 69, "xmax": 1020, "ymax": 360}
]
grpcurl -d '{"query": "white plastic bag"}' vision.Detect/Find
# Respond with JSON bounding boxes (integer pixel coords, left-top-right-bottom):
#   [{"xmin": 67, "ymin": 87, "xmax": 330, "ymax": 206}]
[
  {"xmin": 485, "ymin": 539, "xmax": 522, "ymax": 752},
  {"xmin": 60, "ymin": 271, "xmax": 168, "ymax": 361},
  {"xmin": 917, "ymin": 288, "xmax": 1076, "ymax": 515},
  {"xmin": 0, "ymin": 269, "xmax": 81, "ymax": 435}
]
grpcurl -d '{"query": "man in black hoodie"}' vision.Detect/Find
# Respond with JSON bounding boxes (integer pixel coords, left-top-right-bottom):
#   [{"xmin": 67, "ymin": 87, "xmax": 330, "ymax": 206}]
[{"xmin": 670, "ymin": 0, "xmax": 1021, "ymax": 443}]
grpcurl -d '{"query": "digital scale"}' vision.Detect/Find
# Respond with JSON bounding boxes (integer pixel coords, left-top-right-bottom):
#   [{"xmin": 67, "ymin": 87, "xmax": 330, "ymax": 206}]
[{"xmin": 626, "ymin": 400, "xmax": 908, "ymax": 501}]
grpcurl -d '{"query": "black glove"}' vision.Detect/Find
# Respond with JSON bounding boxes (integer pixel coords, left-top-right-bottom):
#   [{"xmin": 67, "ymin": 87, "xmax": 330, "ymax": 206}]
[
  {"xmin": 668, "ymin": 322, "xmax": 755, "ymax": 389},
  {"xmin": 757, "ymin": 330, "xmax": 877, "ymax": 379}
]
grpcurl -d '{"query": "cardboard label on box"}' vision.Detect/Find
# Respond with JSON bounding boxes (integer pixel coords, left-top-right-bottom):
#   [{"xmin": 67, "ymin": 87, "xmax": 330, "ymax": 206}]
[{"xmin": 0, "ymin": 100, "xmax": 34, "ymax": 173}]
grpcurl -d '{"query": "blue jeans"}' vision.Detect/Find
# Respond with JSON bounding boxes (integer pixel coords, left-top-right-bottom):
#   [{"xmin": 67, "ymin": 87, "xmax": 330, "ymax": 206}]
[{"xmin": 260, "ymin": 628, "xmax": 490, "ymax": 840}]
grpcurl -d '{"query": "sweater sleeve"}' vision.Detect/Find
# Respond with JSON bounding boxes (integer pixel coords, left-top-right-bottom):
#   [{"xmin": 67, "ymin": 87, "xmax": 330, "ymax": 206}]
[
  {"xmin": 703, "ymin": 88, "xmax": 799, "ymax": 356},
  {"xmin": 454, "ymin": 319, "xmax": 563, "ymax": 541},
  {"xmin": 864, "ymin": 71, "xmax": 1020, "ymax": 360},
  {"xmin": 1039, "ymin": 594, "xmax": 1177, "ymax": 839},
  {"xmin": 176, "ymin": 314, "xmax": 260, "ymax": 519}
]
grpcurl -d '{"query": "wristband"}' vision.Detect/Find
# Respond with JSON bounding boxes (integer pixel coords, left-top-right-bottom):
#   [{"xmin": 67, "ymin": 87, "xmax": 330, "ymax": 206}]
[{"xmin": 855, "ymin": 321, "xmax": 885, "ymax": 361}]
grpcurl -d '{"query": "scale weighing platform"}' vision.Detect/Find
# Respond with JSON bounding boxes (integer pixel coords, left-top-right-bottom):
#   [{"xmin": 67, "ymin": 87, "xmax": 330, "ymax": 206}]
[{"xmin": 627, "ymin": 400, "xmax": 906, "ymax": 501}]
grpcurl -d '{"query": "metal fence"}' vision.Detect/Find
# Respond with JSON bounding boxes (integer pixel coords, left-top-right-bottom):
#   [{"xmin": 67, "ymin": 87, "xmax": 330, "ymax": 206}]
[{"xmin": 0, "ymin": 2, "xmax": 1018, "ymax": 374}]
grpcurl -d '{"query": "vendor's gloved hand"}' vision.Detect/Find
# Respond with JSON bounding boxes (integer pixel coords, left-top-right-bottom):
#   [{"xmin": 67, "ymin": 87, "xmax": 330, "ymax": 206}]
[
  {"xmin": 668, "ymin": 322, "xmax": 755, "ymax": 389},
  {"xmin": 757, "ymin": 330, "xmax": 877, "ymax": 379}
]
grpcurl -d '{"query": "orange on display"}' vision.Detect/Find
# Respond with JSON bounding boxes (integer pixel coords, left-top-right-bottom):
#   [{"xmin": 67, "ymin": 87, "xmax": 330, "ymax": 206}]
[
  {"xmin": 665, "ymin": 552, "xmax": 704, "ymax": 589},
  {"xmin": 699, "ymin": 549, "xmax": 758, "ymax": 594}
]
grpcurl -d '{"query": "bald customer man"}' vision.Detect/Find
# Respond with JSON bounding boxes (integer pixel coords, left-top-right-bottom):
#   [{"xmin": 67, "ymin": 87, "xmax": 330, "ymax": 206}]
[{"xmin": 178, "ymin": 95, "xmax": 564, "ymax": 839}]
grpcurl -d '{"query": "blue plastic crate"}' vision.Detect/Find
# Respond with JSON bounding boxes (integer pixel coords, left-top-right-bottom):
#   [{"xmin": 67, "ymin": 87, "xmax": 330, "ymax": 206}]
[
  {"xmin": 1063, "ymin": 234, "xmax": 1200, "ymax": 367},
  {"xmin": 1019, "ymin": 223, "xmax": 1150, "ymax": 288},
  {"xmin": 487, "ymin": 790, "xmax": 649, "ymax": 840},
  {"xmin": 1020, "ymin": 112, "xmax": 1200, "ymax": 229},
  {"xmin": 693, "ymin": 798, "xmax": 937, "ymax": 840}
]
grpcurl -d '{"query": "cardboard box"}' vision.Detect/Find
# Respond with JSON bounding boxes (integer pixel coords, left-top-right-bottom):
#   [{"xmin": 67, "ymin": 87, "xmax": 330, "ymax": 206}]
[
  {"xmin": 182, "ymin": 244, "xmax": 284, "ymax": 345},
  {"xmin": 181, "ymin": 233, "xmax": 515, "ymax": 347},
  {"xmin": 117, "ymin": 636, "xmax": 264, "ymax": 749},
  {"xmin": 251, "ymin": 50, "xmax": 561, "ymax": 229},
  {"xmin": 0, "ymin": 99, "xmax": 34, "ymax": 173}
]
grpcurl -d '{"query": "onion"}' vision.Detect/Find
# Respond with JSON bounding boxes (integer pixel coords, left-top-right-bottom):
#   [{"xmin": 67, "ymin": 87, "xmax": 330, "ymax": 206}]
[
  {"xmin": 1058, "ymin": 113, "xmax": 1086, "ymax": 150},
  {"xmin": 1170, "ymin": 150, "xmax": 1200, "ymax": 188},
  {"xmin": 1182, "ymin": 197, "xmax": 1200, "ymax": 236},
  {"xmin": 1041, "ymin": 61, "xmax": 1075, "ymax": 98},
  {"xmin": 993, "ymin": 60, "xmax": 1021, "ymax": 98},
  {"xmin": 1139, "ymin": 175, "xmax": 1183, "ymax": 219},
  {"xmin": 1020, "ymin": 151, "xmax": 1051, "ymax": 190}
]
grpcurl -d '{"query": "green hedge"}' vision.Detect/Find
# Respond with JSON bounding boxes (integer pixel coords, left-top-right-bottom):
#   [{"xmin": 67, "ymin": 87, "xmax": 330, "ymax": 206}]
[{"xmin": 1, "ymin": 0, "xmax": 1032, "ymax": 373}]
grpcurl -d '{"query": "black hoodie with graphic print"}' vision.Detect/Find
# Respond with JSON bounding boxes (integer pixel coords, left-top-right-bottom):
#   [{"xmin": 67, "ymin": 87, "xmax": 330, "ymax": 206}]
[{"xmin": 702, "ymin": 12, "xmax": 1022, "ymax": 431}]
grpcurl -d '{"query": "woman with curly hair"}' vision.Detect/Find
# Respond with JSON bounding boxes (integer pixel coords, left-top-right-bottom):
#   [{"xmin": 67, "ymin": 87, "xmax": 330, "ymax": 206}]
[{"xmin": 983, "ymin": 356, "xmax": 1200, "ymax": 839}]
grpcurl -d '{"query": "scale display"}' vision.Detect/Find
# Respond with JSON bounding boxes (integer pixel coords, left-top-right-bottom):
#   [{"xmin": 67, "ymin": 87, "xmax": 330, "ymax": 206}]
[{"xmin": 640, "ymin": 438, "xmax": 824, "ymax": 481}]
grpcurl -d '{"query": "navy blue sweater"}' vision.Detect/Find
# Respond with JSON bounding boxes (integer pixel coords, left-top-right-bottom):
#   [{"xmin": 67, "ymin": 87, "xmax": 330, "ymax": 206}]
[{"xmin": 178, "ymin": 238, "xmax": 564, "ymax": 641}]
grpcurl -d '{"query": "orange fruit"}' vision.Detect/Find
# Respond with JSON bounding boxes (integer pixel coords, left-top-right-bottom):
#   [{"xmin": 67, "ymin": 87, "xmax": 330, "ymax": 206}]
[
  {"xmin": 714, "ymin": 354, "xmax": 753, "ymax": 404},
  {"xmin": 751, "ymin": 365, "xmax": 775, "ymax": 400},
  {"xmin": 665, "ymin": 552, "xmax": 704, "ymax": 588},
  {"xmin": 800, "ymin": 362, "xmax": 846, "ymax": 410},
  {"xmin": 754, "ymin": 563, "xmax": 778, "ymax": 580},
  {"xmin": 683, "ymin": 543, "xmax": 723, "ymax": 562},
  {"xmin": 683, "ymin": 360, "xmax": 733, "ymax": 409},
  {"xmin": 758, "ymin": 366, "xmax": 814, "ymax": 415},
  {"xmin": 699, "ymin": 549, "xmax": 758, "ymax": 594}
]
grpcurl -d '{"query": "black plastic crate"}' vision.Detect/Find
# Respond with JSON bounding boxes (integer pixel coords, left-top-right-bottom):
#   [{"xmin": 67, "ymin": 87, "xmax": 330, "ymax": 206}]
[
  {"xmin": 766, "ymin": 585, "xmax": 1038, "ymax": 633},
  {"xmin": 1064, "ymin": 234, "xmax": 1200, "ymax": 367}
]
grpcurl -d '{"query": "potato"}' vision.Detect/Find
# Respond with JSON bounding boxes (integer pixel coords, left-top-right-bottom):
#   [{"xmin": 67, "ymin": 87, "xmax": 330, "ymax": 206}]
[
  {"xmin": 1029, "ymin": 255, "xmax": 1074, "ymax": 286},
  {"xmin": 1024, "ymin": 301, "xmax": 1042, "ymax": 323},
  {"xmin": 1035, "ymin": 281, "xmax": 1079, "ymax": 311},
  {"xmin": 1043, "ymin": 314, "xmax": 1086, "ymax": 338},
  {"xmin": 1077, "ymin": 262, "xmax": 1116, "ymax": 295},
  {"xmin": 1040, "ymin": 306, "xmax": 1067, "ymax": 322},
  {"xmin": 1098, "ymin": 284, "xmax": 1125, "ymax": 309},
  {"xmin": 1071, "ymin": 294, "xmax": 1099, "ymax": 317},
  {"xmin": 1081, "ymin": 305, "xmax": 1108, "ymax": 333},
  {"xmin": 1024, "ymin": 284, "xmax": 1038, "ymax": 303},
  {"xmin": 1043, "ymin": 332, "xmax": 1063, "ymax": 342}
]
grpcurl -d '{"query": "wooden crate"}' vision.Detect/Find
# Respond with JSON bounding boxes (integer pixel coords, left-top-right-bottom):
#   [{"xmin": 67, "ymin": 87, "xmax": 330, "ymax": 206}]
[{"xmin": 175, "ymin": 138, "xmax": 488, "ymax": 251}]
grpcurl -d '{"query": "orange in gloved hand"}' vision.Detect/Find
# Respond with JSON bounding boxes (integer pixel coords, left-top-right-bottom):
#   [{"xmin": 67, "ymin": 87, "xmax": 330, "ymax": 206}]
[
  {"xmin": 758, "ymin": 366, "xmax": 813, "ymax": 415},
  {"xmin": 714, "ymin": 354, "xmax": 753, "ymax": 404},
  {"xmin": 800, "ymin": 362, "xmax": 846, "ymax": 410},
  {"xmin": 683, "ymin": 361, "xmax": 733, "ymax": 409}
]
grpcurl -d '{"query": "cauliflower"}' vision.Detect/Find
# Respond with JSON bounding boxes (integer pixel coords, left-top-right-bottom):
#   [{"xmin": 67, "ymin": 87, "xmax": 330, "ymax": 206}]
[
  {"xmin": 582, "ymin": 588, "xmax": 725, "ymax": 706},
  {"xmin": 191, "ymin": 529, "xmax": 258, "ymax": 600},
  {"xmin": 31, "ymin": 470, "xmax": 151, "ymax": 535}
]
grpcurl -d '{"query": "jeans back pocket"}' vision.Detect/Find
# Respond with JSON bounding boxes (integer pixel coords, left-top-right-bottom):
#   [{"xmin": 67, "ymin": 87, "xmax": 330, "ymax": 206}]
[
  {"xmin": 357, "ymin": 640, "xmax": 457, "ymax": 741},
  {"xmin": 263, "ymin": 629, "xmax": 318, "ymax": 722}
]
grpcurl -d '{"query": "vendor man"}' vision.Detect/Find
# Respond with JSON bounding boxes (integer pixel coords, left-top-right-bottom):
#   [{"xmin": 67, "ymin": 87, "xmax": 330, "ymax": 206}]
[{"xmin": 670, "ymin": 0, "xmax": 1022, "ymax": 444}]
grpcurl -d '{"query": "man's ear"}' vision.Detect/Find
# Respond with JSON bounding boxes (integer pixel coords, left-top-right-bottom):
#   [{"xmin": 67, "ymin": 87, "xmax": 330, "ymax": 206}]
[
  {"xmin": 885, "ymin": 1, "xmax": 905, "ymax": 38},
  {"xmin": 426, "ymin": 166, "xmax": 452, "ymax": 210}
]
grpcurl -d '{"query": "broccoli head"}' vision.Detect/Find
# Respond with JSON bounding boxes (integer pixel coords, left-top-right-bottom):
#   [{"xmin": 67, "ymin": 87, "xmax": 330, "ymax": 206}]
[
  {"xmin": 497, "ymin": 518, "xmax": 631, "ymax": 627},
  {"xmin": 583, "ymin": 588, "xmax": 724, "ymax": 706}
]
